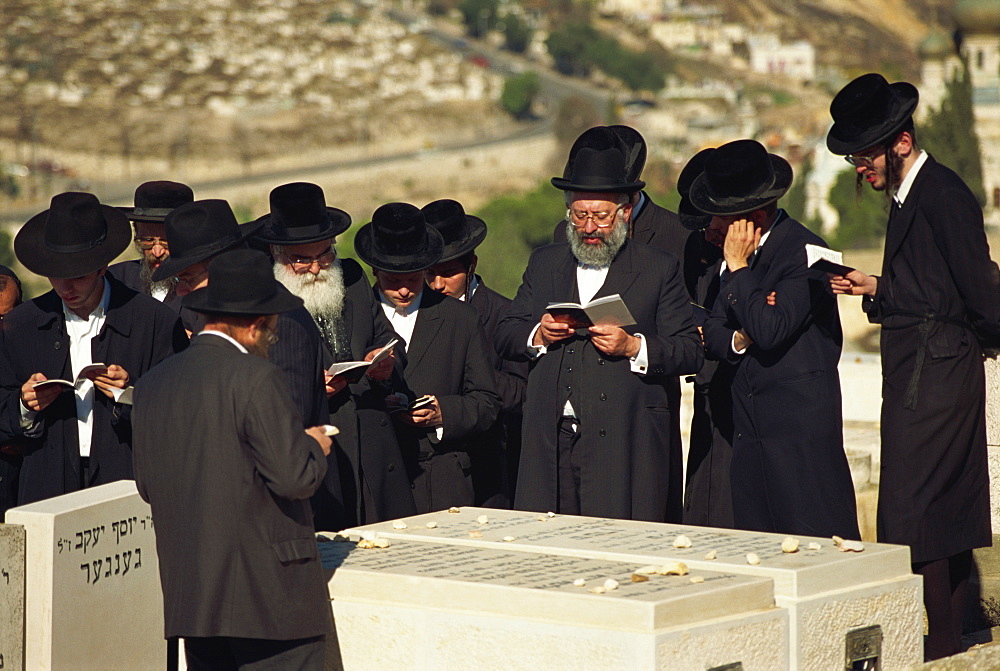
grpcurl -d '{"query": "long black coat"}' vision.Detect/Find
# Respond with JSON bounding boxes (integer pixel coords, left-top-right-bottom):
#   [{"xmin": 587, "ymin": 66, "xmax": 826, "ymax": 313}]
[
  {"xmin": 864, "ymin": 156, "xmax": 1000, "ymax": 563},
  {"xmin": 0, "ymin": 276, "xmax": 188, "ymax": 504},
  {"xmin": 496, "ymin": 239, "xmax": 702, "ymax": 522},
  {"xmin": 133, "ymin": 334, "xmax": 331, "ymax": 640},
  {"xmin": 703, "ymin": 213, "xmax": 859, "ymax": 539},
  {"xmin": 313, "ymin": 258, "xmax": 415, "ymax": 531},
  {"xmin": 467, "ymin": 278, "xmax": 528, "ymax": 507},
  {"xmin": 553, "ymin": 194, "xmax": 692, "ymax": 520},
  {"xmin": 391, "ymin": 289, "xmax": 501, "ymax": 513}
]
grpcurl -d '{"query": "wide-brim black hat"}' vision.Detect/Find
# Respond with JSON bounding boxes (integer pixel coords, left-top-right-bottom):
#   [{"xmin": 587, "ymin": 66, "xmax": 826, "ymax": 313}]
[
  {"xmin": 254, "ymin": 182, "xmax": 352, "ymax": 245},
  {"xmin": 16, "ymin": 192, "xmax": 132, "ymax": 279},
  {"xmin": 564, "ymin": 126, "xmax": 647, "ymax": 184},
  {"xmin": 551, "ymin": 147, "xmax": 645, "ymax": 194},
  {"xmin": 421, "ymin": 199, "xmax": 486, "ymax": 263},
  {"xmin": 184, "ymin": 248, "xmax": 303, "ymax": 315},
  {"xmin": 354, "ymin": 203, "xmax": 444, "ymax": 273},
  {"xmin": 827, "ymin": 73, "xmax": 919, "ymax": 155},
  {"xmin": 689, "ymin": 140, "xmax": 792, "ymax": 217},
  {"xmin": 117, "ymin": 181, "xmax": 194, "ymax": 223},
  {"xmin": 153, "ymin": 199, "xmax": 264, "ymax": 282},
  {"xmin": 677, "ymin": 148, "xmax": 715, "ymax": 230}
]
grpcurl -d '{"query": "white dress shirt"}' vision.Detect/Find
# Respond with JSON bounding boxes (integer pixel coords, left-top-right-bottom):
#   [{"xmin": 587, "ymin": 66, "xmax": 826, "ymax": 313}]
[
  {"xmin": 379, "ymin": 291, "xmax": 422, "ymax": 352},
  {"xmin": 894, "ymin": 149, "xmax": 927, "ymax": 206}
]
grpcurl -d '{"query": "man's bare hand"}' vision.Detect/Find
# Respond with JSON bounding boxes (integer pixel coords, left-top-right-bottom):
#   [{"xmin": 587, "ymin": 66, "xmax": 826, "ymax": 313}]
[
  {"xmin": 400, "ymin": 395, "xmax": 442, "ymax": 428},
  {"xmin": 21, "ymin": 373, "xmax": 62, "ymax": 412},
  {"xmin": 534, "ymin": 313, "xmax": 574, "ymax": 347},
  {"xmin": 830, "ymin": 269, "xmax": 877, "ymax": 296},
  {"xmin": 588, "ymin": 324, "xmax": 640, "ymax": 358},
  {"xmin": 364, "ymin": 346, "xmax": 395, "ymax": 381},
  {"xmin": 305, "ymin": 426, "xmax": 333, "ymax": 456},
  {"xmin": 734, "ymin": 329, "xmax": 753, "ymax": 352},
  {"xmin": 324, "ymin": 372, "xmax": 349, "ymax": 398},
  {"xmin": 723, "ymin": 219, "xmax": 761, "ymax": 271},
  {"xmin": 93, "ymin": 364, "xmax": 129, "ymax": 399},
  {"xmin": 766, "ymin": 291, "xmax": 777, "ymax": 306}
]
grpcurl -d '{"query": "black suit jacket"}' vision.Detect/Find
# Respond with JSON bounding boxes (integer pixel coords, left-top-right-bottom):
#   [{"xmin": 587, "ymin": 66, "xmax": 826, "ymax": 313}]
[
  {"xmin": 0, "ymin": 276, "xmax": 188, "ymax": 504},
  {"xmin": 133, "ymin": 334, "xmax": 331, "ymax": 640},
  {"xmin": 496, "ymin": 239, "xmax": 702, "ymax": 521},
  {"xmin": 702, "ymin": 212, "xmax": 858, "ymax": 538}
]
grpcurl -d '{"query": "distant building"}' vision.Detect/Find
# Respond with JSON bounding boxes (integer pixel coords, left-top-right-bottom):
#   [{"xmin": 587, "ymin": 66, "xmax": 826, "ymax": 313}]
[{"xmin": 746, "ymin": 35, "xmax": 815, "ymax": 83}]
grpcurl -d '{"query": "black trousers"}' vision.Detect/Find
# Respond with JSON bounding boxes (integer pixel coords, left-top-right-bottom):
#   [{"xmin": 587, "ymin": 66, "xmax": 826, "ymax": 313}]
[
  {"xmin": 183, "ymin": 635, "xmax": 325, "ymax": 671},
  {"xmin": 557, "ymin": 417, "xmax": 582, "ymax": 515}
]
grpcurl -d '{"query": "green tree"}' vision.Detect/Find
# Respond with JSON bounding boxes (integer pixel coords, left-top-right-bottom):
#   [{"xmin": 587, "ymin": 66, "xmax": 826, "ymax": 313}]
[
  {"xmin": 458, "ymin": 0, "xmax": 499, "ymax": 38},
  {"xmin": 921, "ymin": 62, "xmax": 986, "ymax": 206},
  {"xmin": 546, "ymin": 22, "xmax": 599, "ymax": 76},
  {"xmin": 827, "ymin": 168, "xmax": 889, "ymax": 249},
  {"xmin": 500, "ymin": 71, "xmax": 541, "ymax": 119},
  {"xmin": 501, "ymin": 13, "xmax": 533, "ymax": 54}
]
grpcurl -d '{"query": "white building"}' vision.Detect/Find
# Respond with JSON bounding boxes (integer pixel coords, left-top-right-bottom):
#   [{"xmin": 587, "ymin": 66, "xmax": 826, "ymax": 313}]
[{"xmin": 746, "ymin": 34, "xmax": 815, "ymax": 83}]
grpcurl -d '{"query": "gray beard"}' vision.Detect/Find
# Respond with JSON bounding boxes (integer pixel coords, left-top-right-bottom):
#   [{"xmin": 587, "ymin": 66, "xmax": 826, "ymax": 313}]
[
  {"xmin": 273, "ymin": 259, "xmax": 346, "ymax": 319},
  {"xmin": 138, "ymin": 258, "xmax": 177, "ymax": 298},
  {"xmin": 565, "ymin": 213, "xmax": 628, "ymax": 267}
]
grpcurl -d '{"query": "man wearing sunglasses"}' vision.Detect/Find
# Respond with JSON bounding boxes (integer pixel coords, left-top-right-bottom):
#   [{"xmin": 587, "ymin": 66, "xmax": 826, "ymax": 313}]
[{"xmin": 827, "ymin": 73, "xmax": 1000, "ymax": 660}]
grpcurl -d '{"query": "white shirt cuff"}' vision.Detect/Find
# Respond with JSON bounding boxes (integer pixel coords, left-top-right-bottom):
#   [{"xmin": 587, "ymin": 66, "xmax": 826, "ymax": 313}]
[
  {"xmin": 19, "ymin": 398, "xmax": 40, "ymax": 431},
  {"xmin": 528, "ymin": 322, "xmax": 548, "ymax": 357},
  {"xmin": 731, "ymin": 331, "xmax": 748, "ymax": 355},
  {"xmin": 629, "ymin": 333, "xmax": 649, "ymax": 374}
]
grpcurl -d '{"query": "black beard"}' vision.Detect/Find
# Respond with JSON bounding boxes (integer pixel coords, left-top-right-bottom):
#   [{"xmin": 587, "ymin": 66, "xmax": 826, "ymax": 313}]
[{"xmin": 138, "ymin": 257, "xmax": 177, "ymax": 298}]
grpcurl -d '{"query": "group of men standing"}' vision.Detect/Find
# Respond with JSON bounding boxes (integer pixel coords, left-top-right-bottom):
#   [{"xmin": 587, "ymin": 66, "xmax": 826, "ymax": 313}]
[{"xmin": 0, "ymin": 71, "xmax": 995, "ymax": 666}]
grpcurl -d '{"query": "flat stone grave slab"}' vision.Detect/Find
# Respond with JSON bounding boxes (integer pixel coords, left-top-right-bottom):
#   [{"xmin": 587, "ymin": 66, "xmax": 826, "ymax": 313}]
[
  {"xmin": 0, "ymin": 523, "xmax": 26, "ymax": 671},
  {"xmin": 320, "ymin": 536, "xmax": 787, "ymax": 670},
  {"xmin": 345, "ymin": 508, "xmax": 923, "ymax": 669},
  {"xmin": 5, "ymin": 481, "xmax": 165, "ymax": 670}
]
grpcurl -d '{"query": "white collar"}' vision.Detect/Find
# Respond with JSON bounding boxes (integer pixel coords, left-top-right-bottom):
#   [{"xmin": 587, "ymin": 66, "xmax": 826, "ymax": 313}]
[
  {"xmin": 894, "ymin": 150, "xmax": 927, "ymax": 206},
  {"xmin": 197, "ymin": 330, "xmax": 248, "ymax": 353},
  {"xmin": 379, "ymin": 290, "xmax": 422, "ymax": 316}
]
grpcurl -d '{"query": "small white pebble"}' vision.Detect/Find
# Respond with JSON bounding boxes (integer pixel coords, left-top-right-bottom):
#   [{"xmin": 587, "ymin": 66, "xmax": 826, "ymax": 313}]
[
  {"xmin": 807, "ymin": 542, "xmax": 822, "ymax": 551},
  {"xmin": 657, "ymin": 561, "xmax": 689, "ymax": 576},
  {"xmin": 425, "ymin": 521, "xmax": 438, "ymax": 529},
  {"xmin": 468, "ymin": 530, "xmax": 483, "ymax": 538},
  {"xmin": 704, "ymin": 549, "xmax": 718, "ymax": 560},
  {"xmin": 832, "ymin": 535, "xmax": 845, "ymax": 547},
  {"xmin": 360, "ymin": 530, "xmax": 376, "ymax": 541},
  {"xmin": 573, "ymin": 578, "xmax": 586, "ymax": 587},
  {"xmin": 547, "ymin": 511, "xmax": 556, "ymax": 517},
  {"xmin": 392, "ymin": 520, "xmax": 407, "ymax": 530},
  {"xmin": 635, "ymin": 565, "xmax": 659, "ymax": 575},
  {"xmin": 448, "ymin": 507, "xmax": 461, "ymax": 513},
  {"xmin": 689, "ymin": 576, "xmax": 705, "ymax": 584},
  {"xmin": 781, "ymin": 537, "xmax": 800, "ymax": 553},
  {"xmin": 746, "ymin": 553, "xmax": 761, "ymax": 565},
  {"xmin": 589, "ymin": 586, "xmax": 606, "ymax": 594},
  {"xmin": 476, "ymin": 514, "xmax": 490, "ymax": 525},
  {"xmin": 673, "ymin": 534, "xmax": 692, "ymax": 548},
  {"xmin": 840, "ymin": 540, "xmax": 865, "ymax": 553},
  {"xmin": 502, "ymin": 536, "xmax": 516, "ymax": 542},
  {"xmin": 603, "ymin": 579, "xmax": 619, "ymax": 591},
  {"xmin": 356, "ymin": 539, "xmax": 374, "ymax": 549},
  {"xmin": 373, "ymin": 538, "xmax": 391, "ymax": 548}
]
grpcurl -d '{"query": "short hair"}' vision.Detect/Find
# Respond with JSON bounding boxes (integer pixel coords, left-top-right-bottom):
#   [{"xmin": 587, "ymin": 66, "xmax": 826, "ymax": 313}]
[{"xmin": 0, "ymin": 266, "xmax": 23, "ymax": 306}]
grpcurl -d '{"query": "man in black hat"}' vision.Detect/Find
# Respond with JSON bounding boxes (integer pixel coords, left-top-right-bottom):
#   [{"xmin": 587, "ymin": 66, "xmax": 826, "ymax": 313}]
[
  {"xmin": 0, "ymin": 192, "xmax": 188, "ymax": 505},
  {"xmin": 258, "ymin": 182, "xmax": 414, "ymax": 530},
  {"xmin": 423, "ymin": 199, "xmax": 528, "ymax": 507},
  {"xmin": 826, "ymin": 73, "xmax": 1000, "ymax": 659},
  {"xmin": 154, "ymin": 198, "xmax": 328, "ymax": 429},
  {"xmin": 496, "ymin": 147, "xmax": 702, "ymax": 522},
  {"xmin": 109, "ymin": 180, "xmax": 193, "ymax": 305},
  {"xmin": 694, "ymin": 139, "xmax": 858, "ymax": 540},
  {"xmin": 133, "ymin": 248, "xmax": 333, "ymax": 671},
  {"xmin": 357, "ymin": 202, "xmax": 501, "ymax": 513}
]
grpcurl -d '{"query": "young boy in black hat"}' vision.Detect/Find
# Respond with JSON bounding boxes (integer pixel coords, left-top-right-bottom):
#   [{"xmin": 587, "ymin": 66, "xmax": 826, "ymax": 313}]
[
  {"xmin": 695, "ymin": 139, "xmax": 859, "ymax": 541},
  {"xmin": 827, "ymin": 73, "xmax": 1000, "ymax": 660}
]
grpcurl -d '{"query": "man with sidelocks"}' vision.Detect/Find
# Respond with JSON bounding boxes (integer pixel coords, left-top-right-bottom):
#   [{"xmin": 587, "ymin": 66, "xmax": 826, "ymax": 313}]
[{"xmin": 826, "ymin": 73, "xmax": 1000, "ymax": 660}]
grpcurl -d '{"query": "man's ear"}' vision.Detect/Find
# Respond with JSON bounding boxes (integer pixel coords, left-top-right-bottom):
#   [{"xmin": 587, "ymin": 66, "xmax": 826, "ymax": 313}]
[{"xmin": 894, "ymin": 131, "xmax": 915, "ymax": 158}]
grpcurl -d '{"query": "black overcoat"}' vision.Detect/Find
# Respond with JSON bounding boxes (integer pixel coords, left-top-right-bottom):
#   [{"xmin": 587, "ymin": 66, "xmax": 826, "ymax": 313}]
[
  {"xmin": 313, "ymin": 258, "xmax": 415, "ymax": 531},
  {"xmin": 702, "ymin": 213, "xmax": 859, "ymax": 539},
  {"xmin": 391, "ymin": 289, "xmax": 501, "ymax": 513},
  {"xmin": 496, "ymin": 239, "xmax": 702, "ymax": 522},
  {"xmin": 0, "ymin": 276, "xmax": 188, "ymax": 504},
  {"xmin": 863, "ymin": 156, "xmax": 1000, "ymax": 562},
  {"xmin": 133, "ymin": 334, "xmax": 331, "ymax": 640}
]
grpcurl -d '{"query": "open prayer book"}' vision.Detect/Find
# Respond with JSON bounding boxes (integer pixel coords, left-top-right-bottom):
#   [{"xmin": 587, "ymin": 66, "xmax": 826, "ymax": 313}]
[
  {"xmin": 327, "ymin": 338, "xmax": 398, "ymax": 383},
  {"xmin": 805, "ymin": 244, "xmax": 854, "ymax": 276},
  {"xmin": 546, "ymin": 293, "xmax": 636, "ymax": 329},
  {"xmin": 31, "ymin": 363, "xmax": 108, "ymax": 391}
]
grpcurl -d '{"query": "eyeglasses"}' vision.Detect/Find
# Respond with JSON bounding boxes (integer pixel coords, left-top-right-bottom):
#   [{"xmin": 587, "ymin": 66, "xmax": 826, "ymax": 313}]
[
  {"xmin": 174, "ymin": 264, "xmax": 209, "ymax": 289},
  {"xmin": 284, "ymin": 250, "xmax": 336, "ymax": 271},
  {"xmin": 135, "ymin": 236, "xmax": 169, "ymax": 250},
  {"xmin": 565, "ymin": 206, "xmax": 622, "ymax": 228},
  {"xmin": 844, "ymin": 147, "xmax": 885, "ymax": 168}
]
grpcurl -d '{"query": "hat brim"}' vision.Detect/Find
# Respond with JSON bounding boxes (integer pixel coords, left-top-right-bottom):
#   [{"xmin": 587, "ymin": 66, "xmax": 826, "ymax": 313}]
[
  {"xmin": 183, "ymin": 281, "xmax": 303, "ymax": 315},
  {"xmin": 116, "ymin": 206, "xmax": 174, "ymax": 224},
  {"xmin": 678, "ymin": 197, "xmax": 713, "ymax": 231},
  {"xmin": 826, "ymin": 82, "xmax": 919, "ymax": 155},
  {"xmin": 354, "ymin": 222, "xmax": 445, "ymax": 273},
  {"xmin": 550, "ymin": 177, "xmax": 646, "ymax": 193},
  {"xmin": 688, "ymin": 155, "xmax": 793, "ymax": 217},
  {"xmin": 253, "ymin": 207, "xmax": 352, "ymax": 245},
  {"xmin": 152, "ymin": 219, "xmax": 265, "ymax": 282},
  {"xmin": 438, "ymin": 215, "xmax": 487, "ymax": 263},
  {"xmin": 15, "ymin": 205, "xmax": 132, "ymax": 279}
]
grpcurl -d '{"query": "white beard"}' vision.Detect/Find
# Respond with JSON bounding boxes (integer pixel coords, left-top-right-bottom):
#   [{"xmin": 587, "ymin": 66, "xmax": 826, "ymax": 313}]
[{"xmin": 273, "ymin": 259, "xmax": 346, "ymax": 320}]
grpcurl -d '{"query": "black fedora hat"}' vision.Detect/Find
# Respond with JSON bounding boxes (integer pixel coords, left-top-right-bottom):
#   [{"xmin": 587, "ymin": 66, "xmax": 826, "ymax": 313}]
[
  {"xmin": 254, "ymin": 182, "xmax": 351, "ymax": 245},
  {"xmin": 677, "ymin": 148, "xmax": 715, "ymax": 230},
  {"xmin": 551, "ymin": 147, "xmax": 646, "ymax": 194},
  {"xmin": 184, "ymin": 248, "xmax": 303, "ymax": 315},
  {"xmin": 118, "ymin": 181, "xmax": 194, "ymax": 223},
  {"xmin": 16, "ymin": 192, "xmax": 132, "ymax": 279},
  {"xmin": 564, "ymin": 126, "xmax": 647, "ymax": 183},
  {"xmin": 152, "ymin": 199, "xmax": 265, "ymax": 282},
  {"xmin": 354, "ymin": 203, "xmax": 444, "ymax": 273},
  {"xmin": 827, "ymin": 73, "xmax": 919, "ymax": 156},
  {"xmin": 421, "ymin": 199, "xmax": 486, "ymax": 263},
  {"xmin": 689, "ymin": 140, "xmax": 793, "ymax": 217}
]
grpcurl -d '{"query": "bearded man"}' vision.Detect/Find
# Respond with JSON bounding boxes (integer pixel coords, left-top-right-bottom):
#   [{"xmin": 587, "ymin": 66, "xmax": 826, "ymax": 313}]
[
  {"xmin": 495, "ymin": 147, "xmax": 702, "ymax": 522},
  {"xmin": 258, "ymin": 182, "xmax": 415, "ymax": 530}
]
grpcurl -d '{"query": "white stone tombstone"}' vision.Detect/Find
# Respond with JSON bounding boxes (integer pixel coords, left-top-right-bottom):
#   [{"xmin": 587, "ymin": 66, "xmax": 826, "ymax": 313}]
[
  {"xmin": 321, "ymin": 536, "xmax": 788, "ymax": 670},
  {"xmin": 346, "ymin": 508, "xmax": 923, "ymax": 670},
  {"xmin": 0, "ymin": 523, "xmax": 26, "ymax": 671},
  {"xmin": 4, "ymin": 481, "xmax": 166, "ymax": 670},
  {"xmin": 984, "ymin": 358, "xmax": 1000, "ymax": 534}
]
